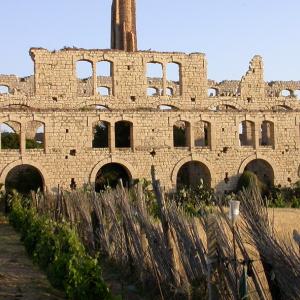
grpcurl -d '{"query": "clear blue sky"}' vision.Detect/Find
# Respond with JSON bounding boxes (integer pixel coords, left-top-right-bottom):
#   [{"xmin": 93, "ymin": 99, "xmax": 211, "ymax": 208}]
[{"xmin": 0, "ymin": 0, "xmax": 300, "ymax": 81}]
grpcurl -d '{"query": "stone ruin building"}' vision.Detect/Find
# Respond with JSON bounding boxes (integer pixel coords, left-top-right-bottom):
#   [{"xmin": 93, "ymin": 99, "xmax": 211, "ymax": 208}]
[{"xmin": 1, "ymin": 0, "xmax": 300, "ymax": 194}]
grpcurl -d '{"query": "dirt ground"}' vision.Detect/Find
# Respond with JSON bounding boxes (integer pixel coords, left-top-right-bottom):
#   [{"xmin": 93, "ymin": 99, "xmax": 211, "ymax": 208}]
[{"xmin": 0, "ymin": 214, "xmax": 65, "ymax": 300}]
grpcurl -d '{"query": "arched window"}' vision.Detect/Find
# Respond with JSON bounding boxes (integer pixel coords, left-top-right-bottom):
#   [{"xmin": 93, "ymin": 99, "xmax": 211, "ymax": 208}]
[
  {"xmin": 239, "ymin": 121, "xmax": 255, "ymax": 147},
  {"xmin": 208, "ymin": 88, "xmax": 218, "ymax": 97},
  {"xmin": 0, "ymin": 85, "xmax": 9, "ymax": 94},
  {"xmin": 173, "ymin": 121, "xmax": 190, "ymax": 148},
  {"xmin": 76, "ymin": 60, "xmax": 93, "ymax": 79},
  {"xmin": 260, "ymin": 121, "xmax": 274, "ymax": 147},
  {"xmin": 96, "ymin": 61, "xmax": 113, "ymax": 96},
  {"xmin": 166, "ymin": 63, "xmax": 181, "ymax": 96},
  {"xmin": 147, "ymin": 87, "xmax": 159, "ymax": 96},
  {"xmin": 295, "ymin": 90, "xmax": 300, "ymax": 99},
  {"xmin": 166, "ymin": 87, "xmax": 174, "ymax": 96},
  {"xmin": 146, "ymin": 62, "xmax": 163, "ymax": 79},
  {"xmin": 115, "ymin": 121, "xmax": 133, "ymax": 149},
  {"xmin": 26, "ymin": 121, "xmax": 45, "ymax": 150},
  {"xmin": 93, "ymin": 121, "xmax": 110, "ymax": 148},
  {"xmin": 194, "ymin": 121, "xmax": 211, "ymax": 147},
  {"xmin": 0, "ymin": 122, "xmax": 21, "ymax": 150},
  {"xmin": 146, "ymin": 62, "xmax": 163, "ymax": 97},
  {"xmin": 281, "ymin": 89, "xmax": 292, "ymax": 97},
  {"xmin": 166, "ymin": 63, "xmax": 180, "ymax": 82},
  {"xmin": 97, "ymin": 86, "xmax": 110, "ymax": 96},
  {"xmin": 76, "ymin": 60, "xmax": 93, "ymax": 97}
]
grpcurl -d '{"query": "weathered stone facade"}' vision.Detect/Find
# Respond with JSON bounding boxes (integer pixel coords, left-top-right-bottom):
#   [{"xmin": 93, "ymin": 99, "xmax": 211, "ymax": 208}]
[{"xmin": 0, "ymin": 1, "xmax": 300, "ymax": 194}]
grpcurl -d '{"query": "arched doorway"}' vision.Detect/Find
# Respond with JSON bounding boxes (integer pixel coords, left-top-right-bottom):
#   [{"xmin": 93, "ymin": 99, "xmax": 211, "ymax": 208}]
[
  {"xmin": 5, "ymin": 164, "xmax": 44, "ymax": 195},
  {"xmin": 176, "ymin": 161, "xmax": 211, "ymax": 189},
  {"xmin": 244, "ymin": 159, "xmax": 274, "ymax": 187},
  {"xmin": 95, "ymin": 163, "xmax": 131, "ymax": 192}
]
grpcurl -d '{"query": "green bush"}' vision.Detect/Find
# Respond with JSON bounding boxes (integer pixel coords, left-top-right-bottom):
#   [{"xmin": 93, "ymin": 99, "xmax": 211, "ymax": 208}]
[{"xmin": 8, "ymin": 194, "xmax": 112, "ymax": 300}]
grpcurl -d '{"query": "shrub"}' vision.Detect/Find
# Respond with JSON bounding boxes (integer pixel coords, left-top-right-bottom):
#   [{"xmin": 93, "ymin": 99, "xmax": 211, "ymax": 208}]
[{"xmin": 8, "ymin": 193, "xmax": 112, "ymax": 300}]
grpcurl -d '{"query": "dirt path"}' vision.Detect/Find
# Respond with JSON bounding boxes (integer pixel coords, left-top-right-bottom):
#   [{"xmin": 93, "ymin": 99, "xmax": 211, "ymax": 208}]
[{"xmin": 0, "ymin": 214, "xmax": 65, "ymax": 300}]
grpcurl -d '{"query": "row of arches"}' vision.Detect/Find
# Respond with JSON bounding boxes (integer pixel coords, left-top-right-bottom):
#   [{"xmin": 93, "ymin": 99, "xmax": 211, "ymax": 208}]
[
  {"xmin": 239, "ymin": 120, "xmax": 274, "ymax": 147},
  {"xmin": 208, "ymin": 87, "xmax": 300, "ymax": 99},
  {"xmin": 2, "ymin": 158, "xmax": 274, "ymax": 195},
  {"xmin": 0, "ymin": 121, "xmax": 45, "ymax": 151}
]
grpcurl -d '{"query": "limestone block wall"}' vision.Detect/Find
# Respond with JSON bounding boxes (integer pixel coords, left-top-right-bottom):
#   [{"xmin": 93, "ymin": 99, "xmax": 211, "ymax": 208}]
[
  {"xmin": 0, "ymin": 109, "xmax": 300, "ymax": 193},
  {"xmin": 0, "ymin": 48, "xmax": 300, "ymax": 194}
]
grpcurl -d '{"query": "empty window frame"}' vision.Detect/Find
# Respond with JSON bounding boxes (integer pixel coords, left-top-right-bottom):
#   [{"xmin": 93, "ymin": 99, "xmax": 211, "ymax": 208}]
[
  {"xmin": 166, "ymin": 62, "xmax": 181, "ymax": 96},
  {"xmin": 76, "ymin": 60, "xmax": 93, "ymax": 97},
  {"xmin": 97, "ymin": 86, "xmax": 110, "ymax": 96},
  {"xmin": 194, "ymin": 121, "xmax": 211, "ymax": 147},
  {"xmin": 0, "ymin": 85, "xmax": 9, "ymax": 94},
  {"xmin": 281, "ymin": 89, "xmax": 292, "ymax": 97},
  {"xmin": 208, "ymin": 88, "xmax": 218, "ymax": 97},
  {"xmin": 96, "ymin": 61, "xmax": 113, "ymax": 96},
  {"xmin": 115, "ymin": 121, "xmax": 133, "ymax": 149},
  {"xmin": 239, "ymin": 121, "xmax": 255, "ymax": 147},
  {"xmin": 93, "ymin": 121, "xmax": 110, "ymax": 148},
  {"xmin": 147, "ymin": 87, "xmax": 159, "ymax": 96},
  {"xmin": 26, "ymin": 121, "xmax": 45, "ymax": 150},
  {"xmin": 0, "ymin": 122, "xmax": 21, "ymax": 150},
  {"xmin": 260, "ymin": 121, "xmax": 274, "ymax": 147},
  {"xmin": 173, "ymin": 121, "xmax": 190, "ymax": 148}
]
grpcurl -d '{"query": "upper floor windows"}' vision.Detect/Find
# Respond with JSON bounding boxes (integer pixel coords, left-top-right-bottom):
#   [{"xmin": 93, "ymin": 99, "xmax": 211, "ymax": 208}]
[
  {"xmin": 146, "ymin": 61, "xmax": 181, "ymax": 97},
  {"xmin": 76, "ymin": 60, "xmax": 113, "ymax": 97}
]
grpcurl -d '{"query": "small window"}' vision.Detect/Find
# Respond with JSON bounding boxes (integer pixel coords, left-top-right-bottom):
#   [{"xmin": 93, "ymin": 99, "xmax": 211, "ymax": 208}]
[
  {"xmin": 97, "ymin": 86, "xmax": 110, "ymax": 96},
  {"xmin": 146, "ymin": 62, "xmax": 163, "ymax": 79},
  {"xmin": 147, "ymin": 87, "xmax": 159, "ymax": 96},
  {"xmin": 166, "ymin": 87, "xmax": 174, "ymax": 96},
  {"xmin": 0, "ymin": 85, "xmax": 9, "ymax": 94},
  {"xmin": 76, "ymin": 60, "xmax": 93, "ymax": 79},
  {"xmin": 281, "ymin": 89, "xmax": 291, "ymax": 97},
  {"xmin": 208, "ymin": 88, "xmax": 218, "ymax": 97},
  {"xmin": 96, "ymin": 61, "xmax": 112, "ymax": 77}
]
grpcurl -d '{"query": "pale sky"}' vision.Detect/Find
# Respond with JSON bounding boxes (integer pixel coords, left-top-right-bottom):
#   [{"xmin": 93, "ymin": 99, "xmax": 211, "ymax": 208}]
[{"xmin": 0, "ymin": 0, "xmax": 300, "ymax": 81}]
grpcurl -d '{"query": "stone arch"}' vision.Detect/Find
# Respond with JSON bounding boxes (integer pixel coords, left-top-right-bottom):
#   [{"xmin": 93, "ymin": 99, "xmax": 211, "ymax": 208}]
[
  {"xmin": 89, "ymin": 157, "xmax": 137, "ymax": 186},
  {"xmin": 208, "ymin": 100, "xmax": 244, "ymax": 111},
  {"xmin": 238, "ymin": 154, "xmax": 278, "ymax": 184},
  {"xmin": 0, "ymin": 159, "xmax": 47, "ymax": 191},
  {"xmin": 171, "ymin": 155, "xmax": 215, "ymax": 187}
]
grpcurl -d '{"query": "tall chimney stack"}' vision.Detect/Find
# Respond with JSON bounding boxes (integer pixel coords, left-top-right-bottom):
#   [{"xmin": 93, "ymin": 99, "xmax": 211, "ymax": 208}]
[{"xmin": 111, "ymin": 0, "xmax": 137, "ymax": 52}]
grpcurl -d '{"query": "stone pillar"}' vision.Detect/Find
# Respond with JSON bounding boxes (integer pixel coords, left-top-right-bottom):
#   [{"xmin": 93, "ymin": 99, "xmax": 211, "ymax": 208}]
[
  {"xmin": 92, "ymin": 62, "xmax": 97, "ymax": 96},
  {"xmin": 20, "ymin": 124, "xmax": 26, "ymax": 154},
  {"xmin": 254, "ymin": 121, "xmax": 260, "ymax": 149},
  {"xmin": 110, "ymin": 124, "xmax": 115, "ymax": 153},
  {"xmin": 162, "ymin": 63, "xmax": 167, "ymax": 96}
]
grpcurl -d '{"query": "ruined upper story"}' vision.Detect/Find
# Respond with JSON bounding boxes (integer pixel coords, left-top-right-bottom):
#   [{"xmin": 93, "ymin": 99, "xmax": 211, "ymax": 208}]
[
  {"xmin": 0, "ymin": 0, "xmax": 299, "ymax": 113},
  {"xmin": 0, "ymin": 49, "xmax": 300, "ymax": 112}
]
